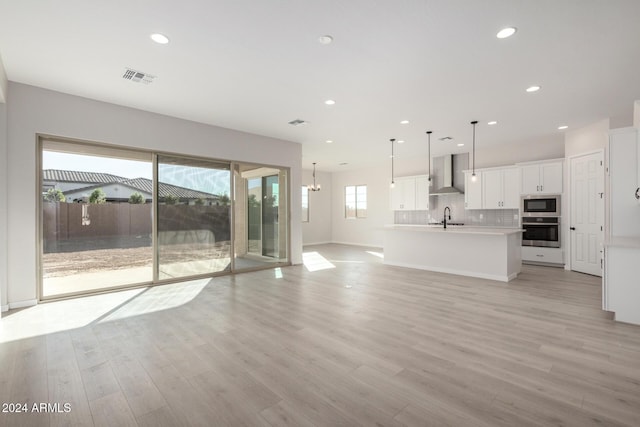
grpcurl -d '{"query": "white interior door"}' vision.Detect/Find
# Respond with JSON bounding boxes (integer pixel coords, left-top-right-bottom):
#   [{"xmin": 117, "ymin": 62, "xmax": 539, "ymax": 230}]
[{"xmin": 570, "ymin": 152, "xmax": 604, "ymax": 276}]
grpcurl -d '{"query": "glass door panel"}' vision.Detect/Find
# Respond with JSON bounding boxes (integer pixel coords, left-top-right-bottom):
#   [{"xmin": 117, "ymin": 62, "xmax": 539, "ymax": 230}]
[
  {"xmin": 233, "ymin": 164, "xmax": 288, "ymax": 270},
  {"xmin": 157, "ymin": 156, "xmax": 231, "ymax": 279},
  {"xmin": 41, "ymin": 140, "xmax": 153, "ymax": 298}
]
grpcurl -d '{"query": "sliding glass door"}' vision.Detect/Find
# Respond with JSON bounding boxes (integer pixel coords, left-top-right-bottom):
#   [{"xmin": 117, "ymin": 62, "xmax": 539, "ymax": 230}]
[
  {"xmin": 39, "ymin": 138, "xmax": 289, "ymax": 299},
  {"xmin": 157, "ymin": 156, "xmax": 231, "ymax": 279}
]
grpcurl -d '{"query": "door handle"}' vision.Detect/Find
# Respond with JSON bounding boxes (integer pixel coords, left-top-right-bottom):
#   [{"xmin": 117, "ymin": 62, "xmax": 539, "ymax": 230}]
[
  {"xmin": 636, "ymin": 187, "xmax": 640, "ymax": 200},
  {"xmin": 570, "ymin": 227, "xmax": 576, "ymax": 231}
]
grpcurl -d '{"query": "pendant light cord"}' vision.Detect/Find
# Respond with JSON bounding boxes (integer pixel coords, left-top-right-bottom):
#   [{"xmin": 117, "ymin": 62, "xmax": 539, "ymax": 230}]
[
  {"xmin": 390, "ymin": 138, "xmax": 395, "ymax": 185},
  {"xmin": 471, "ymin": 121, "xmax": 478, "ymax": 175},
  {"xmin": 426, "ymin": 131, "xmax": 432, "ymax": 181}
]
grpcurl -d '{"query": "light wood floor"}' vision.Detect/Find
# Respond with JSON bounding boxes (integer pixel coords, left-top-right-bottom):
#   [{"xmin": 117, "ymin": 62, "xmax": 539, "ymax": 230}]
[{"xmin": 2, "ymin": 243, "xmax": 640, "ymax": 426}]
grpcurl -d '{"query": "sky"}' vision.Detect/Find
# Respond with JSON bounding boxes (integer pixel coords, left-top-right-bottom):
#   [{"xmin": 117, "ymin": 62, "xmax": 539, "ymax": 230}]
[
  {"xmin": 43, "ymin": 151, "xmax": 231, "ymax": 195},
  {"xmin": 43, "ymin": 151, "xmax": 152, "ymax": 179}
]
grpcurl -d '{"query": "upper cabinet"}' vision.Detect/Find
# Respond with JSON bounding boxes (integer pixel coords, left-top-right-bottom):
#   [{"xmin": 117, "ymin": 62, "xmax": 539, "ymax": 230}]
[
  {"xmin": 520, "ymin": 161, "xmax": 563, "ymax": 194},
  {"xmin": 415, "ymin": 176, "xmax": 430, "ymax": 210},
  {"xmin": 483, "ymin": 167, "xmax": 520, "ymax": 209},
  {"xmin": 464, "ymin": 171, "xmax": 483, "ymax": 209},
  {"xmin": 390, "ymin": 175, "xmax": 429, "ymax": 210}
]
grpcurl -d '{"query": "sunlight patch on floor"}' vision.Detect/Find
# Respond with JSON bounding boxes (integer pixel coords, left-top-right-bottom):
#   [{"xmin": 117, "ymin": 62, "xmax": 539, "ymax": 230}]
[
  {"xmin": 303, "ymin": 251, "xmax": 336, "ymax": 272},
  {"xmin": 366, "ymin": 250, "xmax": 384, "ymax": 259}
]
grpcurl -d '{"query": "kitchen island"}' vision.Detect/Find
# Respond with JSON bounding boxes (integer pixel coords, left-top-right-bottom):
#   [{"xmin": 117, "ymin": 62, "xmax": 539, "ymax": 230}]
[{"xmin": 384, "ymin": 225, "xmax": 523, "ymax": 282}]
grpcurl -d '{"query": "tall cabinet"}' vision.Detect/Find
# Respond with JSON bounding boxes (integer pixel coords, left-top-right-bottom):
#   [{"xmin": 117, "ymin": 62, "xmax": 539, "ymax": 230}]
[{"xmin": 603, "ymin": 127, "xmax": 640, "ymax": 325}]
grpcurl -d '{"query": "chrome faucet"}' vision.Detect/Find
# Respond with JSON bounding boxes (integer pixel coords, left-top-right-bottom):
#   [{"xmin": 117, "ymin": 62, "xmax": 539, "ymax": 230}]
[{"xmin": 443, "ymin": 206, "xmax": 451, "ymax": 229}]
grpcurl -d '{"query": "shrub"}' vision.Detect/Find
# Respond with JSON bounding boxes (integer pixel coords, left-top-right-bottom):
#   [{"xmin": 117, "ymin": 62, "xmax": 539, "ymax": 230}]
[
  {"xmin": 89, "ymin": 188, "xmax": 106, "ymax": 204},
  {"xmin": 44, "ymin": 188, "xmax": 65, "ymax": 202},
  {"xmin": 163, "ymin": 194, "xmax": 178, "ymax": 205},
  {"xmin": 128, "ymin": 192, "xmax": 145, "ymax": 204}
]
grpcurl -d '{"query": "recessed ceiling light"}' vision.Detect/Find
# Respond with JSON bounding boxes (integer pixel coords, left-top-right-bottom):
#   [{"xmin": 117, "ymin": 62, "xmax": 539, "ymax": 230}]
[
  {"xmin": 318, "ymin": 35, "xmax": 333, "ymax": 45},
  {"xmin": 496, "ymin": 27, "xmax": 517, "ymax": 39},
  {"xmin": 326, "ymin": 140, "xmax": 333, "ymax": 143},
  {"xmin": 400, "ymin": 120, "xmax": 409, "ymax": 124},
  {"xmin": 526, "ymin": 85, "xmax": 541, "ymax": 93},
  {"xmin": 488, "ymin": 121, "xmax": 498, "ymax": 125},
  {"xmin": 558, "ymin": 125, "xmax": 568, "ymax": 130},
  {"xmin": 324, "ymin": 99, "xmax": 335, "ymax": 105},
  {"xmin": 457, "ymin": 143, "xmax": 465, "ymax": 147},
  {"xmin": 397, "ymin": 140, "xmax": 405, "ymax": 144},
  {"xmin": 150, "ymin": 33, "xmax": 170, "ymax": 44}
]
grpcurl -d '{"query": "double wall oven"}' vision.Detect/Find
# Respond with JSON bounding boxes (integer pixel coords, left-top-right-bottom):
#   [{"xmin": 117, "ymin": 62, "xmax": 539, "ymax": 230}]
[{"xmin": 521, "ymin": 195, "xmax": 560, "ymax": 248}]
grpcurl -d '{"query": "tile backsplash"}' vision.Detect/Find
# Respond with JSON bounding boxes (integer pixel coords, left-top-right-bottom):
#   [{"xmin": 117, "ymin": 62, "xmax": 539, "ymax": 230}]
[{"xmin": 393, "ymin": 193, "xmax": 520, "ymax": 227}]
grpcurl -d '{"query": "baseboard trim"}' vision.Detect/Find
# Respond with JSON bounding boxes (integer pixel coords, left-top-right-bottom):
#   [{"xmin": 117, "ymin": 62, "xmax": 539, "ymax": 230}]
[
  {"xmin": 383, "ymin": 260, "xmax": 516, "ymax": 283},
  {"xmin": 303, "ymin": 241, "xmax": 332, "ymax": 247},
  {"xmin": 8, "ymin": 299, "xmax": 38, "ymax": 310},
  {"xmin": 330, "ymin": 241, "xmax": 384, "ymax": 250},
  {"xmin": 1, "ymin": 304, "xmax": 8, "ymax": 313}
]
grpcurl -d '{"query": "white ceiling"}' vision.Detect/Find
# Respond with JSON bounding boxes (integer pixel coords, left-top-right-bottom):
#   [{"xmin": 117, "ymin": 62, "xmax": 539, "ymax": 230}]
[{"xmin": 1, "ymin": 0, "xmax": 640, "ymax": 171}]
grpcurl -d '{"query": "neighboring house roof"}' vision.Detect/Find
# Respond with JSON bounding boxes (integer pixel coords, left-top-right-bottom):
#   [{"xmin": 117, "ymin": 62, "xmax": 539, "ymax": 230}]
[
  {"xmin": 43, "ymin": 169, "xmax": 125, "ymax": 184},
  {"xmin": 121, "ymin": 178, "xmax": 218, "ymax": 200},
  {"xmin": 53, "ymin": 172, "xmax": 218, "ymax": 200}
]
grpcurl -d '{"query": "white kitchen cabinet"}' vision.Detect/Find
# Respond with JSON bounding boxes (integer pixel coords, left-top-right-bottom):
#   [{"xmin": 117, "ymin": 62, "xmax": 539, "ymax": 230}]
[
  {"xmin": 604, "ymin": 241, "xmax": 640, "ymax": 325},
  {"xmin": 415, "ymin": 176, "xmax": 430, "ymax": 210},
  {"xmin": 464, "ymin": 172, "xmax": 483, "ymax": 209},
  {"xmin": 520, "ymin": 161, "xmax": 563, "ymax": 194},
  {"xmin": 609, "ymin": 127, "xmax": 640, "ymax": 235},
  {"xmin": 390, "ymin": 175, "xmax": 430, "ymax": 211},
  {"xmin": 522, "ymin": 246, "xmax": 564, "ymax": 265},
  {"xmin": 482, "ymin": 167, "xmax": 519, "ymax": 209},
  {"xmin": 390, "ymin": 177, "xmax": 415, "ymax": 210}
]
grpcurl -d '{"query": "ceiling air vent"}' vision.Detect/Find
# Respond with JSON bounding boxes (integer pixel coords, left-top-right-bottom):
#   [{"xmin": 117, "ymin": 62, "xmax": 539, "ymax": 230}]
[
  {"xmin": 122, "ymin": 68, "xmax": 156, "ymax": 85},
  {"xmin": 288, "ymin": 119, "xmax": 308, "ymax": 126},
  {"xmin": 439, "ymin": 136, "xmax": 453, "ymax": 141}
]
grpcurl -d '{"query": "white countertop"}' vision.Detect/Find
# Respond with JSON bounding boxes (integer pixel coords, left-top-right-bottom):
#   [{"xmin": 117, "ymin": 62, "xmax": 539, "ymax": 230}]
[
  {"xmin": 604, "ymin": 236, "xmax": 640, "ymax": 248},
  {"xmin": 384, "ymin": 224, "xmax": 523, "ymax": 236}
]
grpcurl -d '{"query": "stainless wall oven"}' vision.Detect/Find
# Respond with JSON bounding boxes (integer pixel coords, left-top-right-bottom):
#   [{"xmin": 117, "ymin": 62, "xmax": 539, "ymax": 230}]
[
  {"xmin": 522, "ymin": 216, "xmax": 560, "ymax": 248},
  {"xmin": 521, "ymin": 195, "xmax": 560, "ymax": 217}
]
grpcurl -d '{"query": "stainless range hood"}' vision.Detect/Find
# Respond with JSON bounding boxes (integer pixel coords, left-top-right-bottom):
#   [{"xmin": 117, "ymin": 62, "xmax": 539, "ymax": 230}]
[{"xmin": 431, "ymin": 153, "xmax": 467, "ymax": 196}]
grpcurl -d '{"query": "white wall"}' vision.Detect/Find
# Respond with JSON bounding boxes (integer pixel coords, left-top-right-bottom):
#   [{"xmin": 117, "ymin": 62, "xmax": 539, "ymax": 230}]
[
  {"xmin": 5, "ymin": 82, "xmax": 302, "ymax": 307},
  {"xmin": 565, "ymin": 119, "xmax": 610, "ymax": 158},
  {"xmin": 301, "ymin": 169, "xmax": 332, "ymax": 245},
  {"xmin": 634, "ymin": 100, "xmax": 640, "ymax": 128},
  {"xmin": 388, "ymin": 137, "xmax": 565, "ymax": 178},
  {"xmin": 0, "ymin": 101, "xmax": 7, "ymax": 311},
  {"xmin": 0, "ymin": 52, "xmax": 7, "ymax": 103},
  {"xmin": 475, "ymin": 138, "xmax": 565, "ymax": 169},
  {"xmin": 331, "ymin": 166, "xmax": 393, "ymax": 248}
]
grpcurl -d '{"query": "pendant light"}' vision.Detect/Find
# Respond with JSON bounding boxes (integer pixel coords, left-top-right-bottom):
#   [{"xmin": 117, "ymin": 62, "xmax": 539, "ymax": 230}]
[
  {"xmin": 308, "ymin": 162, "xmax": 321, "ymax": 191},
  {"xmin": 470, "ymin": 121, "xmax": 478, "ymax": 182},
  {"xmin": 426, "ymin": 131, "xmax": 432, "ymax": 182},
  {"xmin": 390, "ymin": 138, "xmax": 395, "ymax": 188}
]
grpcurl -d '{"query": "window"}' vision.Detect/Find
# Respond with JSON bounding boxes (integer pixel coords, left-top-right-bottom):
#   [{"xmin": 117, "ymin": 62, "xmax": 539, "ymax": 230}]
[
  {"xmin": 39, "ymin": 137, "xmax": 290, "ymax": 300},
  {"xmin": 301, "ymin": 185, "xmax": 309, "ymax": 222},
  {"xmin": 345, "ymin": 185, "xmax": 367, "ymax": 218}
]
